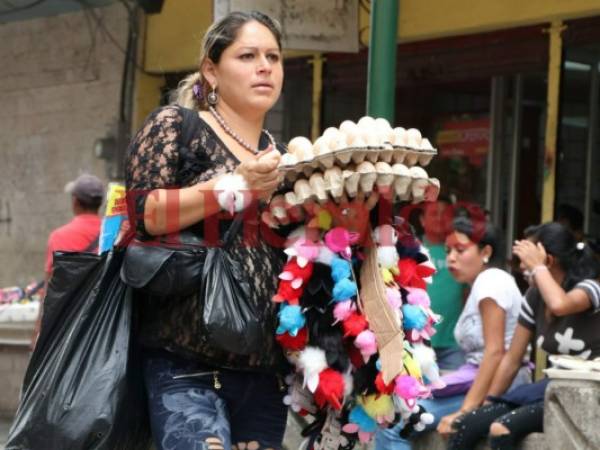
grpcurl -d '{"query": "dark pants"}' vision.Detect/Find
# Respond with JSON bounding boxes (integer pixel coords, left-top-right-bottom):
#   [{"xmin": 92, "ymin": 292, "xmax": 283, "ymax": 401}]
[
  {"xmin": 143, "ymin": 350, "xmax": 288, "ymax": 450},
  {"xmin": 448, "ymin": 401, "xmax": 544, "ymax": 450}
]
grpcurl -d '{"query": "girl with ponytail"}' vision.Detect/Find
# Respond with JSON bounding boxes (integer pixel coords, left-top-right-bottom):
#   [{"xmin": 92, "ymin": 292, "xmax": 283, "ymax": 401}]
[{"xmin": 445, "ymin": 222, "xmax": 600, "ymax": 450}]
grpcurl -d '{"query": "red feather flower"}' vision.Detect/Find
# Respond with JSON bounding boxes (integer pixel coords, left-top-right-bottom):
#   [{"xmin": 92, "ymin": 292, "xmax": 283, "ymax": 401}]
[
  {"xmin": 395, "ymin": 258, "xmax": 436, "ymax": 289},
  {"xmin": 273, "ymin": 280, "xmax": 303, "ymax": 305},
  {"xmin": 282, "ymin": 258, "xmax": 314, "ymax": 281},
  {"xmin": 314, "ymin": 368, "xmax": 345, "ymax": 410},
  {"xmin": 276, "ymin": 327, "xmax": 308, "ymax": 350},
  {"xmin": 375, "ymin": 371, "xmax": 395, "ymax": 395},
  {"xmin": 273, "ymin": 258, "xmax": 314, "ymax": 305},
  {"xmin": 342, "ymin": 312, "xmax": 368, "ymax": 337}
]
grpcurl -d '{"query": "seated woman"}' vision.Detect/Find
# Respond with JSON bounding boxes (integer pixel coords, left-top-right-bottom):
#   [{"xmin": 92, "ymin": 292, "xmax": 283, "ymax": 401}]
[
  {"xmin": 446, "ymin": 222, "xmax": 600, "ymax": 450},
  {"xmin": 376, "ymin": 216, "xmax": 527, "ymax": 449}
]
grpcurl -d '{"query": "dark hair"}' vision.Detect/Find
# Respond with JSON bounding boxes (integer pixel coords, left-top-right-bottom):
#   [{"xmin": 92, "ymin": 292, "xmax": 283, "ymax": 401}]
[
  {"xmin": 523, "ymin": 222, "xmax": 599, "ymax": 290},
  {"xmin": 451, "ymin": 216, "xmax": 503, "ymax": 266},
  {"xmin": 74, "ymin": 196, "xmax": 102, "ymax": 212},
  {"xmin": 205, "ymin": 11, "xmax": 282, "ymax": 65},
  {"xmin": 174, "ymin": 11, "xmax": 283, "ymax": 109},
  {"xmin": 555, "ymin": 204, "xmax": 584, "ymax": 232}
]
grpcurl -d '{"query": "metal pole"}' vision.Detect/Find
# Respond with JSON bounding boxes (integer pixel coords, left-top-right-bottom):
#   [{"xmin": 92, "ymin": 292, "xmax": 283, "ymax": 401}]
[
  {"xmin": 584, "ymin": 62, "xmax": 599, "ymax": 235},
  {"xmin": 366, "ymin": 0, "xmax": 399, "ymax": 121},
  {"xmin": 506, "ymin": 74, "xmax": 523, "ymax": 257}
]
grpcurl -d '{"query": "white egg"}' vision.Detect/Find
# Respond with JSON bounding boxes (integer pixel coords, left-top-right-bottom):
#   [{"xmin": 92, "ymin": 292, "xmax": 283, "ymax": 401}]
[
  {"xmin": 420, "ymin": 137, "xmax": 435, "ymax": 151},
  {"xmin": 357, "ymin": 116, "xmax": 377, "ymax": 130},
  {"xmin": 374, "ymin": 117, "xmax": 392, "ymax": 135},
  {"xmin": 339, "ymin": 120, "xmax": 358, "ymax": 135},
  {"xmin": 280, "ymin": 153, "xmax": 298, "ymax": 166},
  {"xmin": 363, "ymin": 128, "xmax": 381, "ymax": 147},
  {"xmin": 329, "ymin": 133, "xmax": 348, "ymax": 151},
  {"xmin": 392, "ymin": 163, "xmax": 410, "ymax": 176},
  {"xmin": 409, "ymin": 166, "xmax": 428, "ymax": 179},
  {"xmin": 393, "ymin": 127, "xmax": 407, "ymax": 146},
  {"xmin": 357, "ymin": 161, "xmax": 376, "ymax": 174},
  {"xmin": 313, "ymin": 136, "xmax": 334, "ymax": 168},
  {"xmin": 375, "ymin": 161, "xmax": 393, "ymax": 174},
  {"xmin": 288, "ymin": 136, "xmax": 313, "ymax": 159},
  {"xmin": 406, "ymin": 128, "xmax": 422, "ymax": 148},
  {"xmin": 312, "ymin": 136, "xmax": 331, "ymax": 156},
  {"xmin": 322, "ymin": 127, "xmax": 341, "ymax": 141},
  {"xmin": 347, "ymin": 134, "xmax": 367, "ymax": 148}
]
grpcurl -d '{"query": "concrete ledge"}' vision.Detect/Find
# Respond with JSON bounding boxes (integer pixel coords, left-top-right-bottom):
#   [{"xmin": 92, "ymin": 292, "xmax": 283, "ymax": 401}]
[
  {"xmin": 544, "ymin": 379, "xmax": 600, "ymax": 450},
  {"xmin": 0, "ymin": 322, "xmax": 34, "ymax": 346}
]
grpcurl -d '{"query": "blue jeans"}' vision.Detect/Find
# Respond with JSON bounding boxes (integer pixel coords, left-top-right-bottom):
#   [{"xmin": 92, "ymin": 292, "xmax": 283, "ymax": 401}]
[
  {"xmin": 375, "ymin": 395, "xmax": 465, "ymax": 450},
  {"xmin": 143, "ymin": 350, "xmax": 288, "ymax": 450},
  {"xmin": 374, "ymin": 366, "xmax": 531, "ymax": 450},
  {"xmin": 434, "ymin": 347, "xmax": 466, "ymax": 371}
]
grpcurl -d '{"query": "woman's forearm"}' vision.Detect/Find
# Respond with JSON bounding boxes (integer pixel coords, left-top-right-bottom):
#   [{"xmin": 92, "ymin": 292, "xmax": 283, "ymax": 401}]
[
  {"xmin": 487, "ymin": 354, "xmax": 522, "ymax": 397},
  {"xmin": 461, "ymin": 349, "xmax": 505, "ymax": 412},
  {"xmin": 144, "ymin": 177, "xmax": 222, "ymax": 235},
  {"xmin": 534, "ymin": 268, "xmax": 573, "ymax": 316},
  {"xmin": 487, "ymin": 324, "xmax": 533, "ymax": 398}
]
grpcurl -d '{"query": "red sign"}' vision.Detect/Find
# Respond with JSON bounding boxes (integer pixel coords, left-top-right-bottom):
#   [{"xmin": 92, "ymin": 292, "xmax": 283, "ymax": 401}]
[{"xmin": 436, "ymin": 118, "xmax": 490, "ymax": 166}]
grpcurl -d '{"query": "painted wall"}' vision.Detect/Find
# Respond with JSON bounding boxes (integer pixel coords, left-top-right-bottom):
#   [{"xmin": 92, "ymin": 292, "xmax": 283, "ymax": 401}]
[
  {"xmin": 0, "ymin": 4, "xmax": 128, "ymax": 286},
  {"xmin": 370, "ymin": 0, "xmax": 600, "ymax": 43},
  {"xmin": 144, "ymin": 0, "xmax": 213, "ymax": 73}
]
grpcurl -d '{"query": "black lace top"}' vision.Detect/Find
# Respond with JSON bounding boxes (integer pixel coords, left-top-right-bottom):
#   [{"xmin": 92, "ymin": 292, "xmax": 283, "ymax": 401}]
[{"xmin": 125, "ymin": 105, "xmax": 287, "ymax": 371}]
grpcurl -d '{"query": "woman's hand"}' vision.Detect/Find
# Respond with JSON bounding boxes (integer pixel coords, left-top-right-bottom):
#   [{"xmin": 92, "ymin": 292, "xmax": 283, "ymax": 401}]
[
  {"xmin": 513, "ymin": 239, "xmax": 547, "ymax": 271},
  {"xmin": 260, "ymin": 193, "xmax": 305, "ymax": 228},
  {"xmin": 437, "ymin": 410, "xmax": 464, "ymax": 437},
  {"xmin": 235, "ymin": 147, "xmax": 282, "ymax": 201},
  {"xmin": 322, "ymin": 192, "xmax": 379, "ymax": 243}
]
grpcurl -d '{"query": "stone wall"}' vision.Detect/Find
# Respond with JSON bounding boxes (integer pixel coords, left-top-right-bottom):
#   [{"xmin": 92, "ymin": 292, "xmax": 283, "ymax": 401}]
[{"xmin": 0, "ymin": 4, "xmax": 128, "ymax": 287}]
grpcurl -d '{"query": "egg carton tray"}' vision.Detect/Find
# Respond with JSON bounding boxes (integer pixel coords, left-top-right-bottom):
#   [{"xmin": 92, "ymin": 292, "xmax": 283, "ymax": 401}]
[{"xmin": 278, "ymin": 144, "xmax": 437, "ymax": 175}]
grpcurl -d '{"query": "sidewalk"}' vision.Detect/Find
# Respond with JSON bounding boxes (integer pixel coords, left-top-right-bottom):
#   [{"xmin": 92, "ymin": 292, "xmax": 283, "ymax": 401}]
[{"xmin": 0, "ymin": 417, "xmax": 12, "ymax": 449}]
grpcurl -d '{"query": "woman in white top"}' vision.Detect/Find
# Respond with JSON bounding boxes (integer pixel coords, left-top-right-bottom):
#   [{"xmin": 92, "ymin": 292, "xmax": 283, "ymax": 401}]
[{"xmin": 376, "ymin": 216, "xmax": 527, "ymax": 450}]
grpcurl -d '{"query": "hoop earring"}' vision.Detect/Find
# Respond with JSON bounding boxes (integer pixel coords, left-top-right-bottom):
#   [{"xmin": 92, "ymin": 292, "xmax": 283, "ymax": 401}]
[{"xmin": 207, "ymin": 86, "xmax": 218, "ymax": 106}]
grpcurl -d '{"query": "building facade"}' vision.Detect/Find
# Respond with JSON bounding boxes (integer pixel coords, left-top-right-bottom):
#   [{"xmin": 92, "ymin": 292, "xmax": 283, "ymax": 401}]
[{"xmin": 1, "ymin": 0, "xmax": 599, "ymax": 285}]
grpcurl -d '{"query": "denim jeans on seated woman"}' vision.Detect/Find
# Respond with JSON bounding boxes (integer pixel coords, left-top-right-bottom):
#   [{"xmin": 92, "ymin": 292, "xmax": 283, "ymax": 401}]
[
  {"xmin": 143, "ymin": 349, "xmax": 288, "ymax": 450},
  {"xmin": 434, "ymin": 347, "xmax": 466, "ymax": 372},
  {"xmin": 374, "ymin": 365, "xmax": 532, "ymax": 450},
  {"xmin": 375, "ymin": 395, "xmax": 465, "ymax": 450}
]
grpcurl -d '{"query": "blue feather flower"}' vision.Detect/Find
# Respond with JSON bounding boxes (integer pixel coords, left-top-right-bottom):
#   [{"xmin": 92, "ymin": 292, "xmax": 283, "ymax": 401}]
[{"xmin": 276, "ymin": 304, "xmax": 306, "ymax": 336}]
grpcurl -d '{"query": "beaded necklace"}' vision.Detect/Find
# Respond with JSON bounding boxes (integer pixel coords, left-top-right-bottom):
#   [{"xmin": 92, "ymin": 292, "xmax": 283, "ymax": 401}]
[{"xmin": 209, "ymin": 106, "xmax": 276, "ymax": 155}]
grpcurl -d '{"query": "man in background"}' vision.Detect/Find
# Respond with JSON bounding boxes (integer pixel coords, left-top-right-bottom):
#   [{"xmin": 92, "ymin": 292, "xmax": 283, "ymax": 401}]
[
  {"xmin": 420, "ymin": 198, "xmax": 466, "ymax": 371},
  {"xmin": 32, "ymin": 173, "xmax": 104, "ymax": 349},
  {"xmin": 44, "ymin": 173, "xmax": 104, "ymax": 277}
]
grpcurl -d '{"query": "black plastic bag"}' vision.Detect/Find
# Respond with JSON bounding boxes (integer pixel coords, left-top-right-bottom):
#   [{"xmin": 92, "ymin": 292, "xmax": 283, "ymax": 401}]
[
  {"xmin": 200, "ymin": 216, "xmax": 268, "ymax": 355},
  {"xmin": 6, "ymin": 248, "xmax": 151, "ymax": 450},
  {"xmin": 201, "ymin": 241, "xmax": 265, "ymax": 355}
]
